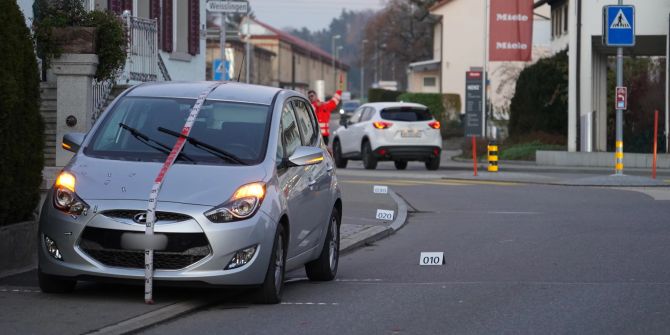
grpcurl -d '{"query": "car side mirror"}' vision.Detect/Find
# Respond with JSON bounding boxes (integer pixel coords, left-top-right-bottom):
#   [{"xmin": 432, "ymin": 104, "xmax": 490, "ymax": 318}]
[
  {"xmin": 339, "ymin": 115, "xmax": 349, "ymax": 127},
  {"xmin": 287, "ymin": 146, "xmax": 324, "ymax": 167},
  {"xmin": 62, "ymin": 132, "xmax": 86, "ymax": 153}
]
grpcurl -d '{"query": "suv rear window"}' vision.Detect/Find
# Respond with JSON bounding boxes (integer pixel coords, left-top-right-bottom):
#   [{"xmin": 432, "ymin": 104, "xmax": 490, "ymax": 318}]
[{"xmin": 380, "ymin": 107, "xmax": 432, "ymax": 122}]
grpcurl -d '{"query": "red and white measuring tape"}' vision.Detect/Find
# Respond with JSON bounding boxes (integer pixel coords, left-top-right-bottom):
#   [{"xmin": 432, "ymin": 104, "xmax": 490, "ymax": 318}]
[{"xmin": 144, "ymin": 83, "xmax": 221, "ymax": 304}]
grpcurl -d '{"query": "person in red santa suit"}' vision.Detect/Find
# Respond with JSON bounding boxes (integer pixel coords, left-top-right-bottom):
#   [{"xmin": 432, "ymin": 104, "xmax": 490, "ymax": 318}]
[{"xmin": 308, "ymin": 78, "xmax": 343, "ymax": 145}]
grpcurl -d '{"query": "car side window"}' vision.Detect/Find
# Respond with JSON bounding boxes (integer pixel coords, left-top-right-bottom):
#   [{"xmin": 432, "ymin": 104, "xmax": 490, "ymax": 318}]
[
  {"xmin": 361, "ymin": 108, "xmax": 375, "ymax": 122},
  {"xmin": 280, "ymin": 102, "xmax": 302, "ymax": 158},
  {"xmin": 349, "ymin": 107, "xmax": 364, "ymax": 124},
  {"xmin": 292, "ymin": 99, "xmax": 318, "ymax": 146}
]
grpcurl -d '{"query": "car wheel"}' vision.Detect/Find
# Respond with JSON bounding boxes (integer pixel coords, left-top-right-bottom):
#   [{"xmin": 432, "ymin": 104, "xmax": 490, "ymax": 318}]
[
  {"xmin": 362, "ymin": 141, "xmax": 377, "ymax": 170},
  {"xmin": 305, "ymin": 207, "xmax": 340, "ymax": 281},
  {"xmin": 425, "ymin": 155, "xmax": 441, "ymax": 170},
  {"xmin": 394, "ymin": 161, "xmax": 408, "ymax": 170},
  {"xmin": 255, "ymin": 224, "xmax": 286, "ymax": 304},
  {"xmin": 38, "ymin": 269, "xmax": 76, "ymax": 293},
  {"xmin": 333, "ymin": 140, "xmax": 348, "ymax": 169}
]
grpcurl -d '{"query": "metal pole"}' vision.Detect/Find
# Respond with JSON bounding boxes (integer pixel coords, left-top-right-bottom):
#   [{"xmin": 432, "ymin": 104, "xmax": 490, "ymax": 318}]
[
  {"xmin": 614, "ymin": 46, "xmax": 624, "ymax": 175},
  {"xmin": 220, "ymin": 13, "xmax": 226, "ymax": 81},
  {"xmin": 482, "ymin": 0, "xmax": 488, "ymax": 138},
  {"xmin": 245, "ymin": 14, "xmax": 250, "ymax": 83},
  {"xmin": 666, "ymin": 13, "xmax": 669, "ymax": 153},
  {"xmin": 332, "ymin": 38, "xmax": 336, "ymax": 91},
  {"xmin": 360, "ymin": 40, "xmax": 366, "ymax": 100}
]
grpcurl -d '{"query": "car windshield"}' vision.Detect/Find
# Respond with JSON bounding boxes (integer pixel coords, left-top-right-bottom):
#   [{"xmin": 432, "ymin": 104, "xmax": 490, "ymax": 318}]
[
  {"xmin": 85, "ymin": 97, "xmax": 271, "ymax": 165},
  {"xmin": 380, "ymin": 107, "xmax": 433, "ymax": 122},
  {"xmin": 343, "ymin": 101, "xmax": 360, "ymax": 111}
]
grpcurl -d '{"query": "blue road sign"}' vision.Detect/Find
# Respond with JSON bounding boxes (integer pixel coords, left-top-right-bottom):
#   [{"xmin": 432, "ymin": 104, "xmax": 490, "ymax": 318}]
[
  {"xmin": 213, "ymin": 59, "xmax": 231, "ymax": 81},
  {"xmin": 603, "ymin": 5, "xmax": 635, "ymax": 47}
]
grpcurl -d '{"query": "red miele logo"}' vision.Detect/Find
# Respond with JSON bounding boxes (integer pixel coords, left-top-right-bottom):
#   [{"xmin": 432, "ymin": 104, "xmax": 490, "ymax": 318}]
[{"xmin": 467, "ymin": 72, "xmax": 482, "ymax": 79}]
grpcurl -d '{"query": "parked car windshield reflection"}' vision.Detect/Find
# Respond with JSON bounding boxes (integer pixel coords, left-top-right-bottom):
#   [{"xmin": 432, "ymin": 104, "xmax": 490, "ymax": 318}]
[{"xmin": 86, "ymin": 97, "xmax": 271, "ymax": 165}]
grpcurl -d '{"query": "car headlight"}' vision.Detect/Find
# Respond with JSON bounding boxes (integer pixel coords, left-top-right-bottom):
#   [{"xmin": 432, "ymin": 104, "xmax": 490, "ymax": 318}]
[
  {"xmin": 53, "ymin": 172, "xmax": 89, "ymax": 216},
  {"xmin": 205, "ymin": 182, "xmax": 266, "ymax": 223}
]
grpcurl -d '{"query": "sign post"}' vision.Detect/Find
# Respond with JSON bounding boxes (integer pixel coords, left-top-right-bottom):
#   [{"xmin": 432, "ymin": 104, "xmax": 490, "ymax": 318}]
[
  {"xmin": 206, "ymin": 1, "xmax": 249, "ymax": 82},
  {"xmin": 465, "ymin": 71, "xmax": 484, "ymax": 176},
  {"xmin": 603, "ymin": 3, "xmax": 635, "ymax": 175}
]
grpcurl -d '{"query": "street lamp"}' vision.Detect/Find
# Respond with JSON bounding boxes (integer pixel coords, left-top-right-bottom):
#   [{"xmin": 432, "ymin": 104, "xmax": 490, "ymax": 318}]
[
  {"xmin": 335, "ymin": 46, "xmax": 344, "ymax": 91},
  {"xmin": 361, "ymin": 39, "xmax": 368, "ymax": 101},
  {"xmin": 379, "ymin": 43, "xmax": 387, "ymax": 82},
  {"xmin": 331, "ymin": 34, "xmax": 341, "ymax": 91}
]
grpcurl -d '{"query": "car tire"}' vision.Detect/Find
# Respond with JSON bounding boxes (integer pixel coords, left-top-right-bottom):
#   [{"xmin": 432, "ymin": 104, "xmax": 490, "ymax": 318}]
[
  {"xmin": 394, "ymin": 161, "xmax": 408, "ymax": 170},
  {"xmin": 362, "ymin": 141, "xmax": 377, "ymax": 170},
  {"xmin": 333, "ymin": 140, "xmax": 348, "ymax": 169},
  {"xmin": 425, "ymin": 155, "xmax": 440, "ymax": 170},
  {"xmin": 305, "ymin": 207, "xmax": 340, "ymax": 281},
  {"xmin": 255, "ymin": 224, "xmax": 286, "ymax": 304},
  {"xmin": 38, "ymin": 269, "xmax": 76, "ymax": 293}
]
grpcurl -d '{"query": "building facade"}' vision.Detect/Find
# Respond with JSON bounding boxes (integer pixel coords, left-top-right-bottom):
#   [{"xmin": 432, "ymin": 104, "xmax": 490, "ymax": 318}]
[
  {"xmin": 407, "ymin": 0, "xmax": 551, "ymax": 120},
  {"xmin": 242, "ymin": 18, "xmax": 349, "ymax": 95}
]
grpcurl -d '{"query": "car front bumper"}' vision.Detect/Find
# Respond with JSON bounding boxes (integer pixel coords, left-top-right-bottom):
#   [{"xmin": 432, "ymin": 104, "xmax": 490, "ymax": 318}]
[{"xmin": 38, "ymin": 197, "xmax": 276, "ymax": 286}]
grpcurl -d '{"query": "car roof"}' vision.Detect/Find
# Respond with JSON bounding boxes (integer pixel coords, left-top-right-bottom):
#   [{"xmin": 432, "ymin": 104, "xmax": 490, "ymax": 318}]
[
  {"xmin": 363, "ymin": 102, "xmax": 428, "ymax": 110},
  {"xmin": 126, "ymin": 81, "xmax": 283, "ymax": 105}
]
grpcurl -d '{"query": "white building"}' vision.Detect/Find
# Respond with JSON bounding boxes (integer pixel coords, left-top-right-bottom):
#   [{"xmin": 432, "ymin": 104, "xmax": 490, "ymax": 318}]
[
  {"xmin": 544, "ymin": 0, "xmax": 670, "ymax": 153},
  {"xmin": 88, "ymin": 0, "xmax": 206, "ymax": 81},
  {"xmin": 407, "ymin": 0, "xmax": 551, "ymax": 120}
]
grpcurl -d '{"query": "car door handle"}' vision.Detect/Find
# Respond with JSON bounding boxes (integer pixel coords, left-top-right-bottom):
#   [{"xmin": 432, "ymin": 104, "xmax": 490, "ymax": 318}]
[
  {"xmin": 308, "ymin": 179, "xmax": 317, "ymax": 186},
  {"xmin": 326, "ymin": 164, "xmax": 333, "ymax": 172}
]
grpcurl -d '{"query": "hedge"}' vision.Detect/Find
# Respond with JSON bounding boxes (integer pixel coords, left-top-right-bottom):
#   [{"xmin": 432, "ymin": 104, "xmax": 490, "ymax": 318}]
[
  {"xmin": 508, "ymin": 50, "xmax": 568, "ymax": 138},
  {"xmin": 0, "ymin": 1, "xmax": 44, "ymax": 225},
  {"xmin": 396, "ymin": 93, "xmax": 445, "ymax": 121},
  {"xmin": 368, "ymin": 88, "xmax": 404, "ymax": 103}
]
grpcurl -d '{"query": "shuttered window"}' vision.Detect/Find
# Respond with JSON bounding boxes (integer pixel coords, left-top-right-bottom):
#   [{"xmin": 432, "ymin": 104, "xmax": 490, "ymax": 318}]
[
  {"xmin": 188, "ymin": 0, "xmax": 200, "ymax": 55},
  {"xmin": 108, "ymin": 0, "xmax": 132, "ymax": 14},
  {"xmin": 161, "ymin": 0, "xmax": 173, "ymax": 52},
  {"xmin": 149, "ymin": 0, "xmax": 161, "ymax": 48}
]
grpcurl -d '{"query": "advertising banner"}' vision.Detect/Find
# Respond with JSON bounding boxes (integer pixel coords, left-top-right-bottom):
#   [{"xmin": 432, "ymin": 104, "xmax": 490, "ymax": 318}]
[{"xmin": 489, "ymin": 0, "xmax": 534, "ymax": 62}]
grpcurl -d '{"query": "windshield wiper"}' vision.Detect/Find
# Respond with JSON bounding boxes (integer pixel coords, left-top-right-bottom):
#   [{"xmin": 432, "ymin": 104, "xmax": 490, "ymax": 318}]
[
  {"xmin": 118, "ymin": 123, "xmax": 196, "ymax": 164},
  {"xmin": 157, "ymin": 127, "xmax": 249, "ymax": 165}
]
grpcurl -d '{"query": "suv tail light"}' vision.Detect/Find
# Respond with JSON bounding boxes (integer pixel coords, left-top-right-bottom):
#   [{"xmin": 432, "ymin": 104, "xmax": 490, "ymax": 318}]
[
  {"xmin": 373, "ymin": 121, "xmax": 393, "ymax": 129},
  {"xmin": 428, "ymin": 121, "xmax": 441, "ymax": 129}
]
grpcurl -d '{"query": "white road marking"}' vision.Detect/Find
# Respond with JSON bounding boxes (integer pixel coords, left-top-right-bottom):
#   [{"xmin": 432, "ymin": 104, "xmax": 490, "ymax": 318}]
[
  {"xmin": 0, "ymin": 287, "xmax": 41, "ymax": 293},
  {"xmin": 281, "ymin": 302, "xmax": 339, "ymax": 306}
]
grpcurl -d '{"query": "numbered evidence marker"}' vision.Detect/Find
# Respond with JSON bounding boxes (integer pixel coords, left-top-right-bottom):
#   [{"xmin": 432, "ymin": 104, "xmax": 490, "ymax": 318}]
[
  {"xmin": 373, "ymin": 185, "xmax": 388, "ymax": 194},
  {"xmin": 419, "ymin": 252, "xmax": 445, "ymax": 266},
  {"xmin": 375, "ymin": 209, "xmax": 394, "ymax": 221}
]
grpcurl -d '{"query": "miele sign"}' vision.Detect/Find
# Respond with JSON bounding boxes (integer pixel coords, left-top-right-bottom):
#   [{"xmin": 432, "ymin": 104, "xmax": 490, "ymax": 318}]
[{"xmin": 489, "ymin": 0, "xmax": 534, "ymax": 61}]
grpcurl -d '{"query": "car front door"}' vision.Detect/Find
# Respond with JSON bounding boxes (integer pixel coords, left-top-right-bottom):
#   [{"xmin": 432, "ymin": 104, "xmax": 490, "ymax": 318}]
[
  {"xmin": 348, "ymin": 107, "xmax": 373, "ymax": 155},
  {"xmin": 292, "ymin": 99, "xmax": 332, "ymax": 252},
  {"xmin": 277, "ymin": 101, "xmax": 312, "ymax": 259},
  {"xmin": 339, "ymin": 107, "xmax": 364, "ymax": 155}
]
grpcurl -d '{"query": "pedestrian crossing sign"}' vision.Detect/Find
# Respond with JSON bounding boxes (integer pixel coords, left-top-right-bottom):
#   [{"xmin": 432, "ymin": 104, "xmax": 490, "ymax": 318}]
[{"xmin": 603, "ymin": 5, "xmax": 635, "ymax": 47}]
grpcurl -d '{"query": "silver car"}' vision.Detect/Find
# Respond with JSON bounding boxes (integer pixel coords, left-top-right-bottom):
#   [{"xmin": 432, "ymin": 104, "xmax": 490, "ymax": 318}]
[{"xmin": 38, "ymin": 82, "xmax": 342, "ymax": 304}]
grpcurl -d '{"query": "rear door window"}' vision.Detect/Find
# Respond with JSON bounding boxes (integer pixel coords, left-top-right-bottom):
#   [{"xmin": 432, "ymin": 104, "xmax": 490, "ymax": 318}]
[{"xmin": 380, "ymin": 107, "xmax": 433, "ymax": 122}]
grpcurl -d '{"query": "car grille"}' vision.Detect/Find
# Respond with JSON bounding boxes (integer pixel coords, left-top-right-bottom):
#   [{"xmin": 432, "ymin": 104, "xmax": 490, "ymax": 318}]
[
  {"xmin": 79, "ymin": 227, "xmax": 211, "ymax": 270},
  {"xmin": 101, "ymin": 210, "xmax": 192, "ymax": 222}
]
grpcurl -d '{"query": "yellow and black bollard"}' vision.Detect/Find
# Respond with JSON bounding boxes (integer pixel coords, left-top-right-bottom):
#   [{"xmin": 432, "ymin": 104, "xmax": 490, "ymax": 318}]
[{"xmin": 487, "ymin": 142, "xmax": 499, "ymax": 172}]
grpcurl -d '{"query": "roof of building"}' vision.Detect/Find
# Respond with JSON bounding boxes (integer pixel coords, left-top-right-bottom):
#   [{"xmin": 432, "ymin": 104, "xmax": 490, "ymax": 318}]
[
  {"xmin": 431, "ymin": 0, "xmax": 549, "ymax": 12},
  {"xmin": 247, "ymin": 18, "xmax": 349, "ymax": 70}
]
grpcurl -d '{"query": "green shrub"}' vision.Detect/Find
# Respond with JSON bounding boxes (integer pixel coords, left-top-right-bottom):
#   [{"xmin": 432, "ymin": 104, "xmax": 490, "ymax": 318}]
[
  {"xmin": 0, "ymin": 0, "xmax": 44, "ymax": 225},
  {"xmin": 499, "ymin": 141, "xmax": 565, "ymax": 161},
  {"xmin": 33, "ymin": 0, "xmax": 126, "ymax": 81},
  {"xmin": 397, "ymin": 93, "xmax": 445, "ymax": 120},
  {"xmin": 368, "ymin": 88, "xmax": 404, "ymax": 102},
  {"xmin": 509, "ymin": 50, "xmax": 568, "ymax": 138}
]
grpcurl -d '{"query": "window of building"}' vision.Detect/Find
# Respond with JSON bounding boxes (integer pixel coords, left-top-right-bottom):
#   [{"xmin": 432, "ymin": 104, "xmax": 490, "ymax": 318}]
[
  {"xmin": 174, "ymin": 0, "xmax": 188, "ymax": 54},
  {"xmin": 423, "ymin": 77, "xmax": 437, "ymax": 87}
]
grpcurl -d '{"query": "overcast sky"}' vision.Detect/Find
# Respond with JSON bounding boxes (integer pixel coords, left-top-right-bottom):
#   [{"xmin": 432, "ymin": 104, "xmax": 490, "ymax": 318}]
[{"xmin": 249, "ymin": 0, "xmax": 385, "ymax": 31}]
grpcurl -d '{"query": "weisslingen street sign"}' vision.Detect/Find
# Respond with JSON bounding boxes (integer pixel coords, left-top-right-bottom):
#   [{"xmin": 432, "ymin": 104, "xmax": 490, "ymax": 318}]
[{"xmin": 206, "ymin": 1, "xmax": 248, "ymax": 13}]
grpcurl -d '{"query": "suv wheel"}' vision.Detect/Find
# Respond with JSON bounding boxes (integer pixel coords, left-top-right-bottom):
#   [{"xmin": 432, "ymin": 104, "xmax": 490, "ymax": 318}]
[
  {"xmin": 333, "ymin": 140, "xmax": 348, "ymax": 168},
  {"xmin": 305, "ymin": 207, "xmax": 340, "ymax": 281},
  {"xmin": 255, "ymin": 224, "xmax": 286, "ymax": 304},
  {"xmin": 425, "ymin": 155, "xmax": 440, "ymax": 171},
  {"xmin": 362, "ymin": 141, "xmax": 377, "ymax": 170},
  {"xmin": 394, "ymin": 161, "xmax": 408, "ymax": 170}
]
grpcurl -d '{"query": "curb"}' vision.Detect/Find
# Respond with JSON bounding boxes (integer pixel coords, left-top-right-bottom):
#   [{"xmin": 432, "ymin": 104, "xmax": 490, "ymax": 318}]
[
  {"xmin": 340, "ymin": 188, "xmax": 409, "ymax": 254},
  {"xmin": 85, "ymin": 299, "xmax": 219, "ymax": 335}
]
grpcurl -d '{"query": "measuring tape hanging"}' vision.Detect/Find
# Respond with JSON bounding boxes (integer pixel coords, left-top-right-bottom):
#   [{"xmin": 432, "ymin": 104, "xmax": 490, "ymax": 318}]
[{"xmin": 144, "ymin": 83, "xmax": 221, "ymax": 304}]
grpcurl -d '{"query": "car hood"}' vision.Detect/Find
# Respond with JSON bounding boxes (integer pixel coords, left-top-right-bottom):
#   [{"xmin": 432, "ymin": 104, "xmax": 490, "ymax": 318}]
[{"xmin": 66, "ymin": 156, "xmax": 268, "ymax": 206}]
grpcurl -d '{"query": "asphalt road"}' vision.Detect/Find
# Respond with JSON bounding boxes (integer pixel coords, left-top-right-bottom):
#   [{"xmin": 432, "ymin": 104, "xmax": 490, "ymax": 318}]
[{"xmin": 140, "ymin": 177, "xmax": 670, "ymax": 335}]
